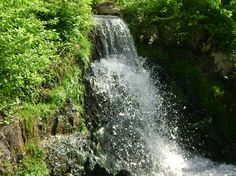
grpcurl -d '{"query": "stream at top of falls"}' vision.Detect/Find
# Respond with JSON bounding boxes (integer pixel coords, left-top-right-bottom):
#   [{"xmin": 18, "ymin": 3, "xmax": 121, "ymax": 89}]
[{"xmin": 86, "ymin": 15, "xmax": 236, "ymax": 176}]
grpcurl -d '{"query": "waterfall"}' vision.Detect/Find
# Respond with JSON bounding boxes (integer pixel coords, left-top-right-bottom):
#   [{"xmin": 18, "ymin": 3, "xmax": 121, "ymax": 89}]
[{"xmin": 85, "ymin": 15, "xmax": 236, "ymax": 176}]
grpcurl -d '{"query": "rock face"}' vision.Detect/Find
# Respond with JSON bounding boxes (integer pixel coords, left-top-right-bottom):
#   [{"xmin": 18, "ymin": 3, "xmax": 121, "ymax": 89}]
[
  {"xmin": 50, "ymin": 102, "xmax": 80, "ymax": 135},
  {"xmin": 43, "ymin": 134, "xmax": 94, "ymax": 176},
  {"xmin": 84, "ymin": 74, "xmax": 109, "ymax": 132},
  {"xmin": 0, "ymin": 121, "xmax": 25, "ymax": 174},
  {"xmin": 43, "ymin": 134, "xmax": 131, "ymax": 176},
  {"xmin": 94, "ymin": 2, "xmax": 122, "ymax": 17},
  {"xmin": 212, "ymin": 52, "xmax": 235, "ymax": 77},
  {"xmin": 84, "ymin": 164, "xmax": 131, "ymax": 176},
  {"xmin": 0, "ymin": 89, "xmax": 131, "ymax": 175}
]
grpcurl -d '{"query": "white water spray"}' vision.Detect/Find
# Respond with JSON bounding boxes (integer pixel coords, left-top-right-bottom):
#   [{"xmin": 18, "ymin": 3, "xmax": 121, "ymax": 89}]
[{"xmin": 86, "ymin": 15, "xmax": 236, "ymax": 176}]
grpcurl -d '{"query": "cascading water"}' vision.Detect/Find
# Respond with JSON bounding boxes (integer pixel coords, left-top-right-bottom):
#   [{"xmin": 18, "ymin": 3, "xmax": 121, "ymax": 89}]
[{"xmin": 85, "ymin": 15, "xmax": 236, "ymax": 176}]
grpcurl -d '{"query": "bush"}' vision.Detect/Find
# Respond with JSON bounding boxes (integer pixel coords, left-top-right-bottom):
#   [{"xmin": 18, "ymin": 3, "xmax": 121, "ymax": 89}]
[
  {"xmin": 0, "ymin": 0, "xmax": 93, "ymax": 115},
  {"xmin": 117, "ymin": 0, "xmax": 236, "ymax": 52},
  {"xmin": 0, "ymin": 1, "xmax": 59, "ymax": 113}
]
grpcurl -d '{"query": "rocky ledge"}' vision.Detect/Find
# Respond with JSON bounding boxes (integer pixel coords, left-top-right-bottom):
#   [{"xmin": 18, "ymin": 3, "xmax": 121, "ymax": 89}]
[
  {"xmin": 43, "ymin": 134, "xmax": 131, "ymax": 176},
  {"xmin": 94, "ymin": 2, "xmax": 122, "ymax": 17}
]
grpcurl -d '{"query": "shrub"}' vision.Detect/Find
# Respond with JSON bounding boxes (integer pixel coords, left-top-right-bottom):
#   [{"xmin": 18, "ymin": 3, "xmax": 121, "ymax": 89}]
[
  {"xmin": 0, "ymin": 0, "xmax": 93, "ymax": 115},
  {"xmin": 0, "ymin": 1, "xmax": 59, "ymax": 113},
  {"xmin": 117, "ymin": 0, "xmax": 236, "ymax": 52}
]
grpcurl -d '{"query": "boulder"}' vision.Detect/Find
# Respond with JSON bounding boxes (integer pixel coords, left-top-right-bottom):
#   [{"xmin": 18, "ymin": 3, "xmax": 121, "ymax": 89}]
[
  {"xmin": 43, "ymin": 134, "xmax": 94, "ymax": 176},
  {"xmin": 95, "ymin": 2, "xmax": 122, "ymax": 17}
]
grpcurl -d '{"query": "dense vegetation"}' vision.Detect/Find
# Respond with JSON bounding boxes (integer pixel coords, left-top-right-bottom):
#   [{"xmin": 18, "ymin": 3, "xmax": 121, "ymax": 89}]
[
  {"xmin": 117, "ymin": 0, "xmax": 236, "ymax": 52},
  {"xmin": 0, "ymin": 0, "xmax": 92, "ymax": 116},
  {"xmin": 0, "ymin": 0, "xmax": 93, "ymax": 174}
]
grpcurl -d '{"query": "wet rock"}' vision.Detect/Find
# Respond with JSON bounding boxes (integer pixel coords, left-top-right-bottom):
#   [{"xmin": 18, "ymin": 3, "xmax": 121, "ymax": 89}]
[
  {"xmin": 43, "ymin": 134, "xmax": 132, "ymax": 176},
  {"xmin": 43, "ymin": 134, "xmax": 96, "ymax": 176},
  {"xmin": 50, "ymin": 102, "xmax": 80, "ymax": 135},
  {"xmin": 84, "ymin": 162, "xmax": 132, "ymax": 176},
  {"xmin": 95, "ymin": 2, "xmax": 122, "ymax": 17},
  {"xmin": 84, "ymin": 163, "xmax": 112, "ymax": 176},
  {"xmin": 116, "ymin": 170, "xmax": 132, "ymax": 176},
  {"xmin": 84, "ymin": 75, "xmax": 109, "ymax": 132}
]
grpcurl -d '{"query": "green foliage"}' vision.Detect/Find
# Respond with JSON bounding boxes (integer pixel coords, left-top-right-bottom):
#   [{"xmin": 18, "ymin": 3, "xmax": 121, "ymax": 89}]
[
  {"xmin": 45, "ymin": 64, "xmax": 86, "ymax": 119},
  {"xmin": 168, "ymin": 59, "xmax": 217, "ymax": 107},
  {"xmin": 16, "ymin": 142, "xmax": 49, "ymax": 176},
  {"xmin": 37, "ymin": 0, "xmax": 93, "ymax": 58},
  {"xmin": 0, "ymin": 0, "xmax": 93, "ymax": 116},
  {"xmin": 48, "ymin": 86, "xmax": 67, "ymax": 107},
  {"xmin": 16, "ymin": 47, "xmax": 89, "ymax": 176},
  {"xmin": 19, "ymin": 59, "xmax": 87, "ymax": 127},
  {"xmin": 117, "ymin": 0, "xmax": 236, "ymax": 52},
  {"xmin": 116, "ymin": 0, "xmax": 181, "ymax": 42},
  {"xmin": 17, "ymin": 103, "xmax": 50, "ymax": 175},
  {"xmin": 0, "ymin": 0, "xmax": 59, "ymax": 113},
  {"xmin": 92, "ymin": 0, "xmax": 109, "ymax": 4},
  {"xmin": 169, "ymin": 56, "xmax": 236, "ymax": 141}
]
